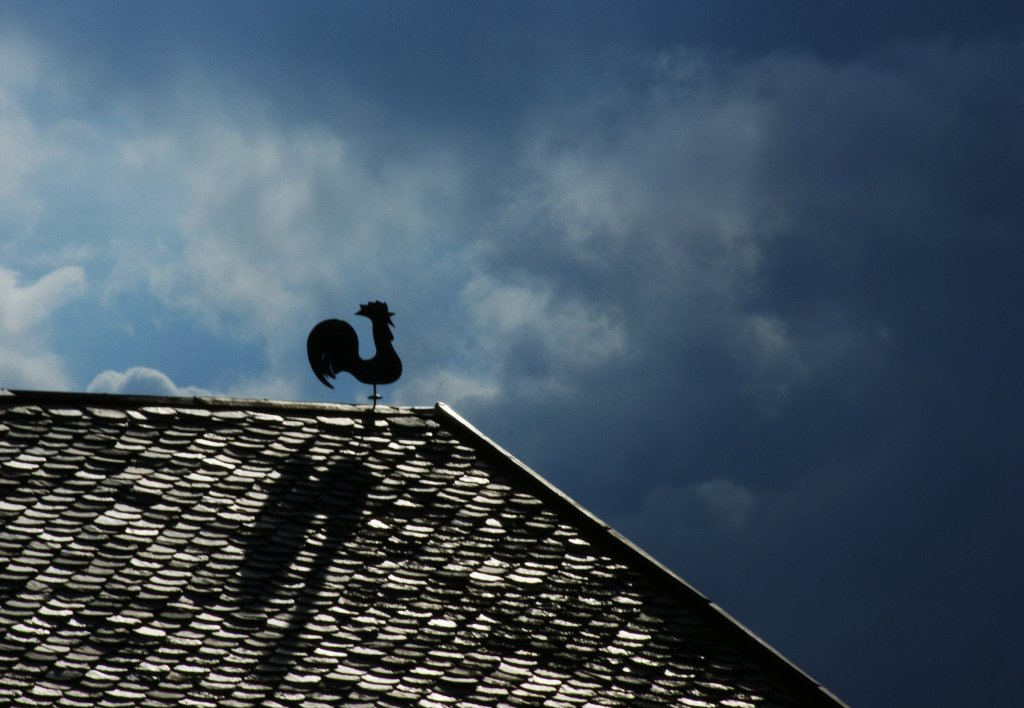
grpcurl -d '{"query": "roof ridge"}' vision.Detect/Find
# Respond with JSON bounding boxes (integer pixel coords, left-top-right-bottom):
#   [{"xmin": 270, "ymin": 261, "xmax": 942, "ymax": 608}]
[{"xmin": 1, "ymin": 388, "xmax": 431, "ymax": 415}]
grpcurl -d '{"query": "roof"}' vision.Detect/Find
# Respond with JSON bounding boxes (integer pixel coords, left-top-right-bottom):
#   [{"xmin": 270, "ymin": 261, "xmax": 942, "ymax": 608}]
[{"xmin": 0, "ymin": 390, "xmax": 845, "ymax": 707}]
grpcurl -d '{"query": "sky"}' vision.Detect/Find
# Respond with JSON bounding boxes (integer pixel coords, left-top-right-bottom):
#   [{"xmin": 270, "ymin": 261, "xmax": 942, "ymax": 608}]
[{"xmin": 2, "ymin": 2, "xmax": 1023, "ymax": 704}]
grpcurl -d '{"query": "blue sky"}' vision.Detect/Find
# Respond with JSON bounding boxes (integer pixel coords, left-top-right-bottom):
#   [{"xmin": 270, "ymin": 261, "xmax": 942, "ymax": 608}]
[{"xmin": 2, "ymin": 3, "xmax": 1023, "ymax": 704}]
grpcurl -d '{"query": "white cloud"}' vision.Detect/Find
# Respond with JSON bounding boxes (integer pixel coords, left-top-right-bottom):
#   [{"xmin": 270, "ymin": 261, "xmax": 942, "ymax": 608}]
[
  {"xmin": 458, "ymin": 275, "xmax": 628, "ymax": 399},
  {"xmin": 694, "ymin": 479, "xmax": 758, "ymax": 530},
  {"xmin": 222, "ymin": 371, "xmax": 303, "ymax": 402},
  {"xmin": 86, "ymin": 366, "xmax": 210, "ymax": 397},
  {"xmin": 0, "ymin": 35, "xmax": 59, "ymax": 231},
  {"xmin": 728, "ymin": 315, "xmax": 809, "ymax": 407},
  {"xmin": 113, "ymin": 114, "xmax": 465, "ymax": 324},
  {"xmin": 0, "ymin": 265, "xmax": 86, "ymax": 389},
  {"xmin": 0, "ymin": 265, "xmax": 85, "ymax": 332},
  {"xmin": 624, "ymin": 477, "xmax": 760, "ymax": 539},
  {"xmin": 397, "ymin": 369, "xmax": 500, "ymax": 408}
]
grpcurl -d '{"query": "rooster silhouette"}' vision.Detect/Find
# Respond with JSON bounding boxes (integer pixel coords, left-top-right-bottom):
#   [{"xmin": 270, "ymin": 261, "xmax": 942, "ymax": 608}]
[{"xmin": 307, "ymin": 301, "xmax": 403, "ymax": 402}]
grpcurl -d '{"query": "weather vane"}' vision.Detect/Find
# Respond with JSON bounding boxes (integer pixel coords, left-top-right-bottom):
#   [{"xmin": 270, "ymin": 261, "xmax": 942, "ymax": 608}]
[{"xmin": 307, "ymin": 301, "xmax": 403, "ymax": 408}]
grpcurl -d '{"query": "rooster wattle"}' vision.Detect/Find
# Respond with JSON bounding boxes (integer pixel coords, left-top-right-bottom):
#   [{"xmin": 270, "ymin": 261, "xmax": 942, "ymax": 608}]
[{"xmin": 307, "ymin": 301, "xmax": 403, "ymax": 399}]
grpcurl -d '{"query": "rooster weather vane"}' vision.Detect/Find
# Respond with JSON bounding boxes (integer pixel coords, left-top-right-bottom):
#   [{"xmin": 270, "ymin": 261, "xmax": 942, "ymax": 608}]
[{"xmin": 307, "ymin": 301, "xmax": 402, "ymax": 408}]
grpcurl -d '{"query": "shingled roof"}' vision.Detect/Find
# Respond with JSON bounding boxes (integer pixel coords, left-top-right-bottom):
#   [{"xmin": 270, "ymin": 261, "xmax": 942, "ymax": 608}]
[{"xmin": 0, "ymin": 390, "xmax": 844, "ymax": 707}]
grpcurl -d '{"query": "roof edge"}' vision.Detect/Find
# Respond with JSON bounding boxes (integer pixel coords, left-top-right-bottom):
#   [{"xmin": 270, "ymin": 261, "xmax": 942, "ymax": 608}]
[
  {"xmin": 434, "ymin": 401, "xmax": 847, "ymax": 708},
  {"xmin": 0, "ymin": 389, "xmax": 432, "ymax": 416}
]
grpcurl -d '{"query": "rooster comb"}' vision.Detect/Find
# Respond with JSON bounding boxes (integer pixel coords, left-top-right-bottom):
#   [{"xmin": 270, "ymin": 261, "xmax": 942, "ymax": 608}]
[{"xmin": 357, "ymin": 300, "xmax": 396, "ymax": 324}]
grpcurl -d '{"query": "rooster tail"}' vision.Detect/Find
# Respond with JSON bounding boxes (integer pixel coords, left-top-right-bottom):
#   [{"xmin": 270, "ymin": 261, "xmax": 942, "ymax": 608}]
[{"xmin": 307, "ymin": 319, "xmax": 360, "ymax": 388}]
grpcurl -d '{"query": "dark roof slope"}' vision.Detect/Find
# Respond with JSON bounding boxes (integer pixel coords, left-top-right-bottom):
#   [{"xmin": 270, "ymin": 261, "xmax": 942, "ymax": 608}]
[{"xmin": 0, "ymin": 390, "xmax": 844, "ymax": 707}]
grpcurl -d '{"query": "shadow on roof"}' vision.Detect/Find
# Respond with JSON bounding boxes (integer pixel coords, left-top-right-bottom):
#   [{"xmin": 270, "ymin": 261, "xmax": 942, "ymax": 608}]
[{"xmin": 230, "ymin": 434, "xmax": 374, "ymax": 685}]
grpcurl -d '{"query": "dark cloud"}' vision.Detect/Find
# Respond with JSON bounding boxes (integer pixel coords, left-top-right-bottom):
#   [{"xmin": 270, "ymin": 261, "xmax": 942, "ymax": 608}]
[
  {"xmin": 6, "ymin": 2, "xmax": 1022, "ymax": 135},
  {"xmin": 451, "ymin": 38, "xmax": 1024, "ymax": 706}
]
